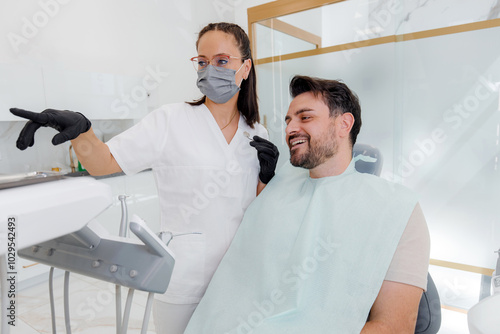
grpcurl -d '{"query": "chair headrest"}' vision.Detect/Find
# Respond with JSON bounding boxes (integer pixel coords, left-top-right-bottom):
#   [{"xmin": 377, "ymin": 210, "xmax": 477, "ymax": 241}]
[{"xmin": 352, "ymin": 143, "xmax": 383, "ymax": 176}]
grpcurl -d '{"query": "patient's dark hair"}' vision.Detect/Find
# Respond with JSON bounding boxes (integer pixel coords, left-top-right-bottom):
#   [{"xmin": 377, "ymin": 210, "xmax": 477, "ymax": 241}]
[
  {"xmin": 187, "ymin": 22, "xmax": 259, "ymax": 128},
  {"xmin": 289, "ymin": 75, "xmax": 362, "ymax": 146}
]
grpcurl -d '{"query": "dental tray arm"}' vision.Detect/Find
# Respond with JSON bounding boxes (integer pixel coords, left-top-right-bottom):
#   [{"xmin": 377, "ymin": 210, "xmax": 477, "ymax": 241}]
[
  {"xmin": 18, "ymin": 215, "xmax": 175, "ymax": 294},
  {"xmin": 129, "ymin": 214, "xmax": 172, "ymax": 258}
]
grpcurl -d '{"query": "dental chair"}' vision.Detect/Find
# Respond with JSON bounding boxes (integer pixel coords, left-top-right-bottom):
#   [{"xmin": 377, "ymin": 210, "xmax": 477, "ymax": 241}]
[{"xmin": 353, "ymin": 144, "xmax": 441, "ymax": 334}]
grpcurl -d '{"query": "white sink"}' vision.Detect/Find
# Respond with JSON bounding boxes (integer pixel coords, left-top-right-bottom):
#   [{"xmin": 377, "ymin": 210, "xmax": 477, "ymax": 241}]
[{"xmin": 468, "ymin": 292, "xmax": 500, "ymax": 334}]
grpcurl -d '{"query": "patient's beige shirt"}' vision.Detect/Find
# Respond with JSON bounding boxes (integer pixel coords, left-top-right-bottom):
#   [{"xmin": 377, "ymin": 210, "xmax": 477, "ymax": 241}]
[{"xmin": 385, "ymin": 203, "xmax": 430, "ymax": 291}]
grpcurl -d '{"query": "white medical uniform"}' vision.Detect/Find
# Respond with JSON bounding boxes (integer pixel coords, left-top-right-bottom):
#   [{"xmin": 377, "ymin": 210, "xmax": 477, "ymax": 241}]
[{"xmin": 106, "ymin": 102, "xmax": 267, "ymax": 305}]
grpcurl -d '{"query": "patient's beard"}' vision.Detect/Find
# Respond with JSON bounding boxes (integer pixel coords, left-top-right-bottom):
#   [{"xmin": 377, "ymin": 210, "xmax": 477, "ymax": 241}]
[{"xmin": 290, "ymin": 126, "xmax": 338, "ymax": 170}]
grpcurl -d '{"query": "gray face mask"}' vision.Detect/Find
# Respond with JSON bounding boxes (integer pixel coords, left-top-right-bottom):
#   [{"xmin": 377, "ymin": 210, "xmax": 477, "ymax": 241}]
[{"xmin": 196, "ymin": 64, "xmax": 244, "ymax": 104}]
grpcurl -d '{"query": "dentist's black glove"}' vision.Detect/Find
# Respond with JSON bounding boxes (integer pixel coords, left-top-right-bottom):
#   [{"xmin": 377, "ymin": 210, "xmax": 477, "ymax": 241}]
[
  {"xmin": 250, "ymin": 135, "xmax": 279, "ymax": 184},
  {"xmin": 10, "ymin": 108, "xmax": 91, "ymax": 150}
]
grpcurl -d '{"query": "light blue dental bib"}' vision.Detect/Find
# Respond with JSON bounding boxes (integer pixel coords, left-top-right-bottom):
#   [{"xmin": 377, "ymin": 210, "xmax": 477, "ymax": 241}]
[{"xmin": 185, "ymin": 160, "xmax": 417, "ymax": 334}]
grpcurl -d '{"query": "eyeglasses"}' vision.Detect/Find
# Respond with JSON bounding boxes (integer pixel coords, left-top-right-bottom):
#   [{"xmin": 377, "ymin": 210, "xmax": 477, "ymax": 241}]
[{"xmin": 190, "ymin": 55, "xmax": 242, "ymax": 72}]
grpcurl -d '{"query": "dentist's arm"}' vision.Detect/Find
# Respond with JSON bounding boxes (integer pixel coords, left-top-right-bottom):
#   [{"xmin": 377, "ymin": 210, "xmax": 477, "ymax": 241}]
[
  {"xmin": 70, "ymin": 128, "xmax": 122, "ymax": 175},
  {"xmin": 257, "ymin": 181, "xmax": 266, "ymax": 195},
  {"xmin": 10, "ymin": 108, "xmax": 121, "ymax": 176}
]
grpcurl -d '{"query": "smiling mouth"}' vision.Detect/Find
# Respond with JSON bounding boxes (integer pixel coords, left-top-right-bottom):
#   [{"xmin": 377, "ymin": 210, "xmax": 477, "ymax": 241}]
[
  {"xmin": 291, "ymin": 139, "xmax": 306, "ymax": 146},
  {"xmin": 289, "ymin": 137, "xmax": 308, "ymax": 150}
]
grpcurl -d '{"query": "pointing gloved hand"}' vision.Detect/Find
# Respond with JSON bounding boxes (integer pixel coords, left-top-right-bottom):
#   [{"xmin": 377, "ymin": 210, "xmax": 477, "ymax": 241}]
[
  {"xmin": 250, "ymin": 136, "xmax": 279, "ymax": 184},
  {"xmin": 10, "ymin": 108, "xmax": 91, "ymax": 150}
]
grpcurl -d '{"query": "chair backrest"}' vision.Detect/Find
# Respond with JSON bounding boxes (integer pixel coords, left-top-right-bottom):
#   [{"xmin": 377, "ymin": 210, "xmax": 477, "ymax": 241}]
[
  {"xmin": 415, "ymin": 274, "xmax": 442, "ymax": 334},
  {"xmin": 353, "ymin": 144, "xmax": 441, "ymax": 334}
]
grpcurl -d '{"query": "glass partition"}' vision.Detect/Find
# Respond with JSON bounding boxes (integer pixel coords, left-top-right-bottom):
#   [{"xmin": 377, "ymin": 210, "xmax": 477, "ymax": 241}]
[
  {"xmin": 254, "ymin": 19, "xmax": 319, "ymax": 59},
  {"xmin": 398, "ymin": 26, "xmax": 500, "ymax": 269},
  {"xmin": 252, "ymin": 0, "xmax": 500, "ymax": 57},
  {"xmin": 249, "ymin": 0, "xmax": 500, "ymax": 327}
]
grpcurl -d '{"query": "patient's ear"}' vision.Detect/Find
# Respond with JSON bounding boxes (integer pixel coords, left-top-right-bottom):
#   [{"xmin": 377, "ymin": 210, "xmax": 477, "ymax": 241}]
[{"xmin": 338, "ymin": 112, "xmax": 355, "ymax": 138}]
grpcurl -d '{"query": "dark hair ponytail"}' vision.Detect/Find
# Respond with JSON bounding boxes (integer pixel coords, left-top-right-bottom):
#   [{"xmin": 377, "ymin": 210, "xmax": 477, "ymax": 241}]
[{"xmin": 187, "ymin": 22, "xmax": 259, "ymax": 128}]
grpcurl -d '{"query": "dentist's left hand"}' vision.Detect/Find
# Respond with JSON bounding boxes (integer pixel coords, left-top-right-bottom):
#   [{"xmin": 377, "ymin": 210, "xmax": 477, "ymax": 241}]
[
  {"xmin": 10, "ymin": 108, "xmax": 91, "ymax": 150},
  {"xmin": 250, "ymin": 136, "xmax": 279, "ymax": 184}
]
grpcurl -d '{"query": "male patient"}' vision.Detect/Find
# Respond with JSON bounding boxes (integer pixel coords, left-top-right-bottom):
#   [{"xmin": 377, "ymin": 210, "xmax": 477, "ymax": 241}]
[{"xmin": 185, "ymin": 75, "xmax": 430, "ymax": 333}]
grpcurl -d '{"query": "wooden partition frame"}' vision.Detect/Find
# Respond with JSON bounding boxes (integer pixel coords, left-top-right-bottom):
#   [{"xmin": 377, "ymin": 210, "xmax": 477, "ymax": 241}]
[
  {"xmin": 258, "ymin": 18, "xmax": 322, "ymax": 49},
  {"xmin": 248, "ymin": 0, "xmax": 344, "ymax": 61},
  {"xmin": 248, "ymin": 0, "xmax": 500, "ymax": 278},
  {"xmin": 248, "ymin": 0, "xmax": 500, "ymax": 66}
]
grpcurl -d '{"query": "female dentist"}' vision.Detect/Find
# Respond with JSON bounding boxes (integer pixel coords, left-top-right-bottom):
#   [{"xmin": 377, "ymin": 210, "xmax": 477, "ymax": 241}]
[{"xmin": 10, "ymin": 22, "xmax": 279, "ymax": 334}]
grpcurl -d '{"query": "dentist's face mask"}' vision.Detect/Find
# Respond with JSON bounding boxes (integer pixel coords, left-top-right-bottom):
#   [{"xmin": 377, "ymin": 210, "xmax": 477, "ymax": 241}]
[{"xmin": 196, "ymin": 63, "xmax": 245, "ymax": 104}]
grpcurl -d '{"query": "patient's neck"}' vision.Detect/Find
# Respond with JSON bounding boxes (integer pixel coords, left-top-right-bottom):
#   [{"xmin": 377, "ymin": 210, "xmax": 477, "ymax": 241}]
[{"xmin": 309, "ymin": 149, "xmax": 352, "ymax": 179}]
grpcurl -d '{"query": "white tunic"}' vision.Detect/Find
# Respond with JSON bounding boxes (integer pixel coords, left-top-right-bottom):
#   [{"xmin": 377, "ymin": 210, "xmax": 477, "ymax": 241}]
[{"xmin": 106, "ymin": 102, "xmax": 268, "ymax": 304}]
